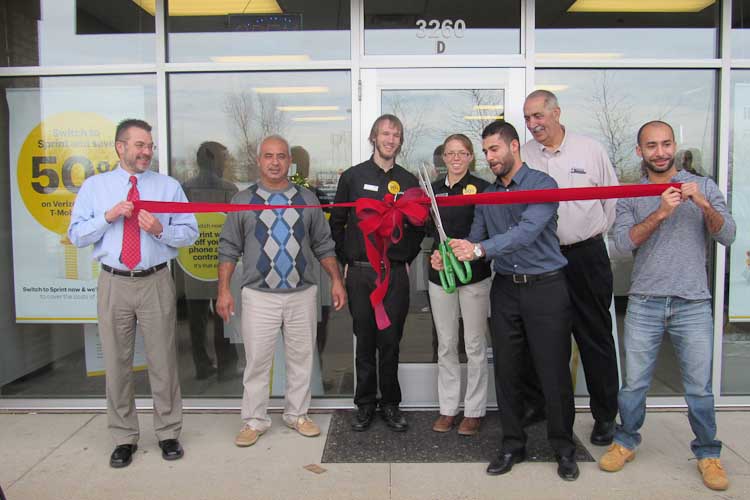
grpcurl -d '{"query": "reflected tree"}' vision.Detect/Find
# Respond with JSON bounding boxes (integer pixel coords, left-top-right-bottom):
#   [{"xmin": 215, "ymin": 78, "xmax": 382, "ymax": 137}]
[{"xmin": 224, "ymin": 91, "xmax": 287, "ymax": 182}]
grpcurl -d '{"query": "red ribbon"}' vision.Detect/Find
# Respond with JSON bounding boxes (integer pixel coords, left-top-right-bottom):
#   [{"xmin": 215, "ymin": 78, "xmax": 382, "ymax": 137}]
[
  {"xmin": 355, "ymin": 187, "xmax": 429, "ymax": 329},
  {"xmin": 135, "ymin": 182, "xmax": 679, "ymax": 330}
]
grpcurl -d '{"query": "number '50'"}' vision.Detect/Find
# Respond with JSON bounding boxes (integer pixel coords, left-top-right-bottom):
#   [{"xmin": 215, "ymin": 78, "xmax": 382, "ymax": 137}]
[{"xmin": 31, "ymin": 155, "xmax": 112, "ymax": 194}]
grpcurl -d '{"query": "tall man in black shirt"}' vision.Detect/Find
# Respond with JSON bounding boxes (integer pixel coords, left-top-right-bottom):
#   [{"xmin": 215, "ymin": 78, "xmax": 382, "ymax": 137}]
[{"xmin": 330, "ymin": 114, "xmax": 424, "ymax": 432}]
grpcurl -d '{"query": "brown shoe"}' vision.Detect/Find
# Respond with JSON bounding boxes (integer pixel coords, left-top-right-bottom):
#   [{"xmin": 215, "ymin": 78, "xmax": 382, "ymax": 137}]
[
  {"xmin": 235, "ymin": 424, "xmax": 264, "ymax": 447},
  {"xmin": 697, "ymin": 458, "xmax": 729, "ymax": 491},
  {"xmin": 284, "ymin": 415, "xmax": 321, "ymax": 437},
  {"xmin": 432, "ymin": 415, "xmax": 455, "ymax": 432},
  {"xmin": 458, "ymin": 417, "xmax": 481, "ymax": 436},
  {"xmin": 598, "ymin": 443, "xmax": 635, "ymax": 472}
]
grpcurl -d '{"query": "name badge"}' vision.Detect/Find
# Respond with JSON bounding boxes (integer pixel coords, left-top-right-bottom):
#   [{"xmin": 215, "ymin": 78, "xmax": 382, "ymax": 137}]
[
  {"xmin": 364, "ymin": 183, "xmax": 379, "ymax": 192},
  {"xmin": 570, "ymin": 167, "xmax": 586, "ymax": 175}
]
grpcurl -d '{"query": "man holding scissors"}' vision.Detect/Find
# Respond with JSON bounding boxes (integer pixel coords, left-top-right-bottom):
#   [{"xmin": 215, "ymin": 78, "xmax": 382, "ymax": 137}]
[
  {"xmin": 443, "ymin": 120, "xmax": 578, "ymax": 481},
  {"xmin": 330, "ymin": 114, "xmax": 424, "ymax": 432}
]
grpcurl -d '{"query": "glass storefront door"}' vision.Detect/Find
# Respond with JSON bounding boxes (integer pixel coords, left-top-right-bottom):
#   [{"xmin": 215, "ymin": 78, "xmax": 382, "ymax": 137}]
[{"xmin": 359, "ymin": 68, "xmax": 525, "ymax": 406}]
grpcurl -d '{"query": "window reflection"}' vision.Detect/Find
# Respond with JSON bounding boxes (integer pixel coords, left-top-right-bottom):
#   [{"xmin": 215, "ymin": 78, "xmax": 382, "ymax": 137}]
[
  {"xmin": 0, "ymin": 1, "xmax": 156, "ymax": 67},
  {"xmin": 536, "ymin": 69, "xmax": 717, "ymax": 396},
  {"xmin": 537, "ymin": 2, "xmax": 719, "ymax": 59},
  {"xmin": 0, "ymin": 74, "xmax": 157, "ymax": 398},
  {"xmin": 167, "ymin": 0, "xmax": 350, "ymax": 62},
  {"xmin": 169, "ymin": 71, "xmax": 353, "ymax": 397},
  {"xmin": 723, "ymin": 71, "xmax": 750, "ymax": 395}
]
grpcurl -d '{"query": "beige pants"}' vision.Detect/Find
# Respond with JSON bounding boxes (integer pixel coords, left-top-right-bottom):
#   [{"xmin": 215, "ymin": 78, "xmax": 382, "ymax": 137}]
[
  {"xmin": 97, "ymin": 267, "xmax": 182, "ymax": 445},
  {"xmin": 429, "ymin": 279, "xmax": 491, "ymax": 417},
  {"xmin": 240, "ymin": 286, "xmax": 317, "ymax": 431}
]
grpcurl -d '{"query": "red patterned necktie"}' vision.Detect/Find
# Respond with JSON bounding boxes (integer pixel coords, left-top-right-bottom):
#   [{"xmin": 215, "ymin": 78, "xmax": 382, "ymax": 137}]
[{"xmin": 121, "ymin": 175, "xmax": 141, "ymax": 269}]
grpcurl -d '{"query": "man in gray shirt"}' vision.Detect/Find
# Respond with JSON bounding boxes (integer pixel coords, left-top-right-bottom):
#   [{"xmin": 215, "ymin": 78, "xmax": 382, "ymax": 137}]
[
  {"xmin": 216, "ymin": 135, "xmax": 346, "ymax": 448},
  {"xmin": 599, "ymin": 121, "xmax": 735, "ymax": 492}
]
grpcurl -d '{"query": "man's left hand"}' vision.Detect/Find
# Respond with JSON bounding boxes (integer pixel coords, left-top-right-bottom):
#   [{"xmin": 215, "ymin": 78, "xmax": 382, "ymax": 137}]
[
  {"xmin": 681, "ymin": 182, "xmax": 710, "ymax": 210},
  {"xmin": 331, "ymin": 281, "xmax": 347, "ymax": 311},
  {"xmin": 448, "ymin": 239, "xmax": 476, "ymax": 262},
  {"xmin": 138, "ymin": 209, "xmax": 164, "ymax": 236}
]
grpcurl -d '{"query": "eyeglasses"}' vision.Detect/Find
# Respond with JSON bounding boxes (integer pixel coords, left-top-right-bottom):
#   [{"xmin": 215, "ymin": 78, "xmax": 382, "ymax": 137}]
[
  {"xmin": 443, "ymin": 151, "xmax": 471, "ymax": 158},
  {"xmin": 118, "ymin": 140, "xmax": 157, "ymax": 152}
]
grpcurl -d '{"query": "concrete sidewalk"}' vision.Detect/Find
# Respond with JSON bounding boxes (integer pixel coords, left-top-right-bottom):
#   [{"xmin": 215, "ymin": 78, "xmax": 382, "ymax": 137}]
[{"xmin": 1, "ymin": 410, "xmax": 748, "ymax": 500}]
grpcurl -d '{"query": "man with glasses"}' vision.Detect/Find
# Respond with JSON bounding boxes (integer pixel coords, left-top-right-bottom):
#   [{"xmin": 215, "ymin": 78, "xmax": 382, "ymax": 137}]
[
  {"xmin": 521, "ymin": 90, "xmax": 620, "ymax": 446},
  {"xmin": 68, "ymin": 119, "xmax": 198, "ymax": 468}
]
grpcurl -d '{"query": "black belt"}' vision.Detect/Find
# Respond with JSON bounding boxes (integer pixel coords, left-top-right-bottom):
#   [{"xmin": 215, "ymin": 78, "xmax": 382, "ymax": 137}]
[
  {"xmin": 498, "ymin": 270, "xmax": 561, "ymax": 285},
  {"xmin": 560, "ymin": 234, "xmax": 603, "ymax": 252},
  {"xmin": 102, "ymin": 263, "xmax": 167, "ymax": 278}
]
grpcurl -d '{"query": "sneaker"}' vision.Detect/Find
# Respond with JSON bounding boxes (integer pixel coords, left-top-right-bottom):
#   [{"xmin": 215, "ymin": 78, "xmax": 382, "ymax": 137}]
[
  {"xmin": 284, "ymin": 415, "xmax": 321, "ymax": 437},
  {"xmin": 598, "ymin": 443, "xmax": 635, "ymax": 472},
  {"xmin": 235, "ymin": 424, "xmax": 264, "ymax": 447},
  {"xmin": 697, "ymin": 458, "xmax": 729, "ymax": 491}
]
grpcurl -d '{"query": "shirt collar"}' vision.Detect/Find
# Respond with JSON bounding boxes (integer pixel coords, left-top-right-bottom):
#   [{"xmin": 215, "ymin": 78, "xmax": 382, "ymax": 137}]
[
  {"xmin": 495, "ymin": 163, "xmax": 529, "ymax": 188},
  {"xmin": 540, "ymin": 126, "xmax": 568, "ymax": 154},
  {"xmin": 443, "ymin": 172, "xmax": 471, "ymax": 188}
]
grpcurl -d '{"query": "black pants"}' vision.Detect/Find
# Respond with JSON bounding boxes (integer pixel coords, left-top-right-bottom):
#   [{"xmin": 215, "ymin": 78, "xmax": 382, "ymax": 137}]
[
  {"xmin": 347, "ymin": 263, "xmax": 410, "ymax": 408},
  {"xmin": 522, "ymin": 237, "xmax": 619, "ymax": 423},
  {"xmin": 491, "ymin": 272, "xmax": 576, "ymax": 457},
  {"xmin": 188, "ymin": 299, "xmax": 238, "ymax": 376}
]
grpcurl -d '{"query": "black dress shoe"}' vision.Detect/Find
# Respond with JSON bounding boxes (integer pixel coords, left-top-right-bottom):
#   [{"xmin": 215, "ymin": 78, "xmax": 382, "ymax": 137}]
[
  {"xmin": 487, "ymin": 450, "xmax": 526, "ymax": 475},
  {"xmin": 590, "ymin": 420, "xmax": 615, "ymax": 446},
  {"xmin": 381, "ymin": 406, "xmax": 408, "ymax": 432},
  {"xmin": 521, "ymin": 406, "xmax": 546, "ymax": 428},
  {"xmin": 351, "ymin": 406, "xmax": 376, "ymax": 432},
  {"xmin": 158, "ymin": 439, "xmax": 184, "ymax": 461},
  {"xmin": 556, "ymin": 454, "xmax": 580, "ymax": 481},
  {"xmin": 110, "ymin": 444, "xmax": 137, "ymax": 468}
]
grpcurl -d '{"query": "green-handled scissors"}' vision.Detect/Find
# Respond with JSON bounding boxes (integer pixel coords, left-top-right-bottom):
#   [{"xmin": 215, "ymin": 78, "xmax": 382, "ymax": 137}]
[{"xmin": 417, "ymin": 164, "xmax": 472, "ymax": 293}]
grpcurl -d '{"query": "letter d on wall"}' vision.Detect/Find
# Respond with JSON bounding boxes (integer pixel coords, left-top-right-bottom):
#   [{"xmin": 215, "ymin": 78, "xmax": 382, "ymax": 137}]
[{"xmin": 436, "ymin": 41, "xmax": 445, "ymax": 54}]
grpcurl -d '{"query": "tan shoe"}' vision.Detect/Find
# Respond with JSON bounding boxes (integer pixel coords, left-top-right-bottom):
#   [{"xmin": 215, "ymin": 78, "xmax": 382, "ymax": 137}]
[
  {"xmin": 598, "ymin": 443, "xmax": 635, "ymax": 472},
  {"xmin": 285, "ymin": 415, "xmax": 321, "ymax": 437},
  {"xmin": 235, "ymin": 424, "xmax": 264, "ymax": 447},
  {"xmin": 457, "ymin": 417, "xmax": 481, "ymax": 436},
  {"xmin": 697, "ymin": 458, "xmax": 729, "ymax": 491},
  {"xmin": 432, "ymin": 415, "xmax": 455, "ymax": 432}
]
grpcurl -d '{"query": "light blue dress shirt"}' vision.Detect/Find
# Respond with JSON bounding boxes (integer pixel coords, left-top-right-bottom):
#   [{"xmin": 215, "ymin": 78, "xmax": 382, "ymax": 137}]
[{"xmin": 68, "ymin": 165, "xmax": 198, "ymax": 270}]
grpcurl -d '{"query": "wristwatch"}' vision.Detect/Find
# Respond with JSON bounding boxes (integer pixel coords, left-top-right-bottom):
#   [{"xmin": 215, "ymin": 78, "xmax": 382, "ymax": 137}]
[{"xmin": 473, "ymin": 243, "xmax": 484, "ymax": 259}]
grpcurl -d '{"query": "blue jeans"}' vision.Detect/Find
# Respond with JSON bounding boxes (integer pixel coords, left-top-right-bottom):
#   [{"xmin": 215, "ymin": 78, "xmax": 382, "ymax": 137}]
[{"xmin": 614, "ymin": 295, "xmax": 722, "ymax": 459}]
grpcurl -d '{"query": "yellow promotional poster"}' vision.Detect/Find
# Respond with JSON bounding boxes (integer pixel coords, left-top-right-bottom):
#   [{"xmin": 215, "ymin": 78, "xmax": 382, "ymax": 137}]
[
  {"xmin": 177, "ymin": 212, "xmax": 226, "ymax": 281},
  {"xmin": 8, "ymin": 86, "xmax": 145, "ymax": 325}
]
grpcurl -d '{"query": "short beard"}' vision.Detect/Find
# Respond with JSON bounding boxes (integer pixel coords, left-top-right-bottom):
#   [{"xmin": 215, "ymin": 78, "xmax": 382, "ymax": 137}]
[{"xmin": 642, "ymin": 157, "xmax": 674, "ymax": 175}]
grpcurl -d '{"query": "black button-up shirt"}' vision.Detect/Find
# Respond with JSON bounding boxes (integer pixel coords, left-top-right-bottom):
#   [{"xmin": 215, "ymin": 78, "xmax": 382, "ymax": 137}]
[
  {"xmin": 330, "ymin": 157, "xmax": 425, "ymax": 264},
  {"xmin": 468, "ymin": 163, "xmax": 567, "ymax": 275},
  {"xmin": 428, "ymin": 172, "xmax": 492, "ymax": 286}
]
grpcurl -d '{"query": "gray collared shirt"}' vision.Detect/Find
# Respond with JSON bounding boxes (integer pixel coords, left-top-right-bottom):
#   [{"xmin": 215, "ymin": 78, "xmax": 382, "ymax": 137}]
[
  {"xmin": 468, "ymin": 163, "xmax": 567, "ymax": 275},
  {"xmin": 522, "ymin": 130, "xmax": 619, "ymax": 246},
  {"xmin": 614, "ymin": 170, "xmax": 736, "ymax": 299}
]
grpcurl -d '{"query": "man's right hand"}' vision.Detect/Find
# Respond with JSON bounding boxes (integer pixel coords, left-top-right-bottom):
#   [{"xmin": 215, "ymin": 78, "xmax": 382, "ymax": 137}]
[
  {"xmin": 105, "ymin": 201, "xmax": 134, "ymax": 223},
  {"xmin": 430, "ymin": 250, "xmax": 444, "ymax": 271},
  {"xmin": 657, "ymin": 186, "xmax": 682, "ymax": 219},
  {"xmin": 216, "ymin": 290, "xmax": 235, "ymax": 323}
]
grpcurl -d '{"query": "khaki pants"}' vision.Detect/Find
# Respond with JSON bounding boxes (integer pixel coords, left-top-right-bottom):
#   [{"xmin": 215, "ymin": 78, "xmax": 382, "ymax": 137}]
[
  {"xmin": 240, "ymin": 286, "xmax": 317, "ymax": 431},
  {"xmin": 97, "ymin": 267, "xmax": 181, "ymax": 445},
  {"xmin": 429, "ymin": 279, "xmax": 490, "ymax": 417}
]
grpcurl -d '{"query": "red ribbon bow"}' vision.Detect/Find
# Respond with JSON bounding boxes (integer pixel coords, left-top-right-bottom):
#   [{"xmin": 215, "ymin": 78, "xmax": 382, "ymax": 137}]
[{"xmin": 355, "ymin": 187, "xmax": 429, "ymax": 329}]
